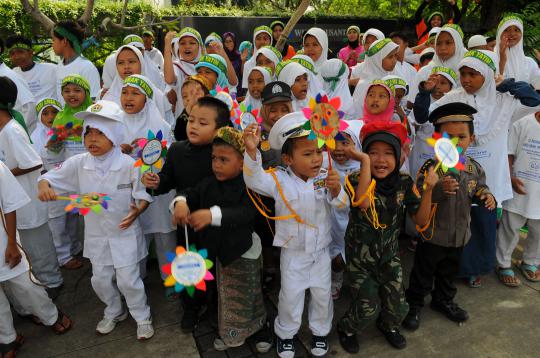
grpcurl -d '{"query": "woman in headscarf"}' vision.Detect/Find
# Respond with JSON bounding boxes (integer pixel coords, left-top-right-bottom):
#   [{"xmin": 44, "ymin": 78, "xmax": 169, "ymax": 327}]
[
  {"xmin": 223, "ymin": 32, "xmax": 243, "ymax": 93},
  {"xmin": 302, "ymin": 28, "xmax": 329, "ymax": 73},
  {"xmin": 349, "ymin": 28, "xmax": 385, "ymax": 87},
  {"xmin": 242, "ymin": 26, "xmax": 273, "ymax": 89},
  {"xmin": 496, "ymin": 15, "xmax": 540, "ymax": 84},
  {"xmin": 320, "ymin": 58, "xmax": 355, "ymax": 120},
  {"xmin": 338, "ymin": 26, "xmax": 364, "ymax": 69},
  {"xmin": 270, "ymin": 20, "xmax": 296, "ymax": 61}
]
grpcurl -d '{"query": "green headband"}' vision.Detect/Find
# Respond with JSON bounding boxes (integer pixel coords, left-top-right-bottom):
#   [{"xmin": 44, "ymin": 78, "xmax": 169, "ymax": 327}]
[
  {"xmin": 463, "ymin": 50, "xmax": 497, "ymax": 73},
  {"xmin": 177, "ymin": 27, "xmax": 203, "ymax": 46},
  {"xmin": 370, "ymin": 79, "xmax": 394, "ymax": 96},
  {"xmin": 442, "ymin": 24, "xmax": 464, "ymax": 40},
  {"xmin": 275, "ymin": 60, "xmax": 292, "ymax": 77},
  {"xmin": 8, "ymin": 42, "xmax": 31, "ymax": 51},
  {"xmin": 367, "ymin": 38, "xmax": 393, "ymax": 57},
  {"xmin": 61, "ymin": 74, "xmax": 90, "ymax": 93},
  {"xmin": 142, "ymin": 30, "xmax": 154, "ymax": 38},
  {"xmin": 431, "ymin": 66, "xmax": 458, "ymax": 83},
  {"xmin": 36, "ymin": 98, "xmax": 62, "ymax": 115},
  {"xmin": 207, "ymin": 32, "xmax": 222, "ymax": 42},
  {"xmin": 384, "ymin": 77, "xmax": 408, "ymax": 95},
  {"xmin": 428, "ymin": 12, "xmax": 444, "ymax": 23},
  {"xmin": 270, "ymin": 20, "xmax": 285, "ymax": 29},
  {"xmin": 322, "ymin": 61, "xmax": 347, "ymax": 92},
  {"xmin": 254, "ymin": 26, "xmax": 272, "ymax": 37},
  {"xmin": 259, "ymin": 45, "xmax": 283, "ymax": 62},
  {"xmin": 199, "ymin": 55, "xmax": 227, "ymax": 74},
  {"xmin": 291, "ymin": 57, "xmax": 316, "ymax": 75},
  {"xmin": 498, "ymin": 15, "xmax": 523, "ymax": 30},
  {"xmin": 123, "ymin": 35, "xmax": 144, "ymax": 46},
  {"xmin": 123, "ymin": 76, "xmax": 154, "ymax": 99},
  {"xmin": 54, "ymin": 26, "xmax": 81, "ymax": 55}
]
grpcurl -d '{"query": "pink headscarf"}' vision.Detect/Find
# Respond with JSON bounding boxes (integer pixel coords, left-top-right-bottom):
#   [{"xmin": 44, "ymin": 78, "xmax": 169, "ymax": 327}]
[{"xmin": 362, "ymin": 81, "xmax": 395, "ymax": 124}]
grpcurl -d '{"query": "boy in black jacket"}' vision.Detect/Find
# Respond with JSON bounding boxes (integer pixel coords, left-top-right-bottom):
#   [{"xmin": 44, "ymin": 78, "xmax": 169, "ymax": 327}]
[{"xmin": 173, "ymin": 127, "xmax": 268, "ymax": 352}]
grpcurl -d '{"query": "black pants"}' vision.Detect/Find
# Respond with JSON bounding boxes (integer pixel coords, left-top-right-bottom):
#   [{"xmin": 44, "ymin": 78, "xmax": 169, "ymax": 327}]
[{"xmin": 406, "ymin": 241, "xmax": 463, "ymax": 308}]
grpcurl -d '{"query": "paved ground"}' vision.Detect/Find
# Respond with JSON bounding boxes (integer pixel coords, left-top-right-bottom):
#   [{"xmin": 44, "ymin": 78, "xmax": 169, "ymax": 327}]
[{"xmin": 11, "ymin": 236, "xmax": 540, "ymax": 358}]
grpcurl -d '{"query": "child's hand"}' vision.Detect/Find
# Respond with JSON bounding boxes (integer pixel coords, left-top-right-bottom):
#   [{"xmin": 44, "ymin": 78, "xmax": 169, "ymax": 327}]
[
  {"xmin": 120, "ymin": 144, "xmax": 133, "ymax": 154},
  {"xmin": 423, "ymin": 167, "xmax": 439, "ymax": 190},
  {"xmin": 166, "ymin": 89, "xmax": 177, "ymax": 110},
  {"xmin": 495, "ymin": 74, "xmax": 505, "ymax": 87},
  {"xmin": 424, "ymin": 74, "xmax": 439, "ymax": 91},
  {"xmin": 188, "ymin": 209, "xmax": 212, "ymax": 231},
  {"xmin": 141, "ymin": 172, "xmax": 160, "ymax": 189},
  {"xmin": 164, "ymin": 31, "xmax": 177, "ymax": 45},
  {"xmin": 326, "ymin": 169, "xmax": 342, "ymax": 198},
  {"xmin": 441, "ymin": 175, "xmax": 459, "ymax": 195},
  {"xmin": 5, "ymin": 241, "xmax": 22, "ymax": 269},
  {"xmin": 511, "ymin": 176, "xmax": 527, "ymax": 195},
  {"xmin": 38, "ymin": 180, "xmax": 57, "ymax": 202},
  {"xmin": 119, "ymin": 204, "xmax": 140, "ymax": 230},
  {"xmin": 344, "ymin": 147, "xmax": 369, "ymax": 163},
  {"xmin": 241, "ymin": 48, "xmax": 249, "ymax": 62},
  {"xmin": 243, "ymin": 123, "xmax": 260, "ymax": 159},
  {"xmin": 172, "ymin": 201, "xmax": 190, "ymax": 227},
  {"xmin": 482, "ymin": 193, "xmax": 497, "ymax": 210}
]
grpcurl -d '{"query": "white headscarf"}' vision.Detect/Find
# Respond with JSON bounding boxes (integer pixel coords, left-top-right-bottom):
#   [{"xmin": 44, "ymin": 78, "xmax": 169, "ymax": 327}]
[
  {"xmin": 242, "ymin": 66, "xmax": 272, "ymax": 111},
  {"xmin": 495, "ymin": 16, "xmax": 529, "ymax": 82},
  {"xmin": 432, "ymin": 26, "xmax": 467, "ymax": 73},
  {"xmin": 242, "ymin": 26, "xmax": 272, "ymax": 89},
  {"xmin": 362, "ymin": 28, "xmax": 385, "ymax": 47},
  {"xmin": 103, "ymin": 45, "xmax": 170, "ymax": 120},
  {"xmin": 320, "ymin": 59, "xmax": 355, "ymax": 120},
  {"xmin": 291, "ymin": 54, "xmax": 325, "ymax": 97},
  {"xmin": 172, "ymin": 28, "xmax": 204, "ymax": 66},
  {"xmin": 352, "ymin": 38, "xmax": 399, "ymax": 114},
  {"xmin": 332, "ymin": 119, "xmax": 364, "ymax": 177},
  {"xmin": 31, "ymin": 98, "xmax": 63, "ymax": 165},
  {"xmin": 277, "ymin": 61, "xmax": 310, "ymax": 111},
  {"xmin": 303, "ymin": 28, "xmax": 329, "ymax": 72},
  {"xmin": 255, "ymin": 46, "xmax": 282, "ymax": 70}
]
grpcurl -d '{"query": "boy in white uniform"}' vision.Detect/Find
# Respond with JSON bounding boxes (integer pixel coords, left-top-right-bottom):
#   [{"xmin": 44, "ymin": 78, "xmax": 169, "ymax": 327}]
[
  {"xmin": 0, "ymin": 161, "xmax": 72, "ymax": 357},
  {"xmin": 496, "ymin": 112, "xmax": 540, "ymax": 285},
  {"xmin": 38, "ymin": 100, "xmax": 154, "ymax": 340},
  {"xmin": 243, "ymin": 113, "xmax": 348, "ymax": 358},
  {"xmin": 0, "ymin": 77, "xmax": 63, "ymax": 296}
]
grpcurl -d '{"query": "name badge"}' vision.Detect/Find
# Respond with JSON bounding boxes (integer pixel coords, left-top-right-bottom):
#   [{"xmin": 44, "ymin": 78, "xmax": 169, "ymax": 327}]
[
  {"xmin": 117, "ymin": 183, "xmax": 132, "ymax": 190},
  {"xmin": 313, "ymin": 168, "xmax": 328, "ymax": 191}
]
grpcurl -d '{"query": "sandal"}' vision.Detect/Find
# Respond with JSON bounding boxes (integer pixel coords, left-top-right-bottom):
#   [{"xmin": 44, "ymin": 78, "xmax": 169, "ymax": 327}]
[
  {"xmin": 0, "ymin": 334, "xmax": 24, "ymax": 358},
  {"xmin": 496, "ymin": 267, "xmax": 521, "ymax": 287},
  {"xmin": 61, "ymin": 258, "xmax": 83, "ymax": 270},
  {"xmin": 468, "ymin": 276, "xmax": 482, "ymax": 288},
  {"xmin": 52, "ymin": 311, "xmax": 73, "ymax": 335},
  {"xmin": 519, "ymin": 263, "xmax": 540, "ymax": 282}
]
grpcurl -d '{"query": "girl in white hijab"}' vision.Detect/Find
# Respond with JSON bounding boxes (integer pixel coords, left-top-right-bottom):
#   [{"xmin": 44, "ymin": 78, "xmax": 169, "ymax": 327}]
[
  {"xmin": 103, "ymin": 45, "xmax": 174, "ymax": 125},
  {"xmin": 277, "ymin": 60, "xmax": 311, "ymax": 111},
  {"xmin": 303, "ymin": 28, "xmax": 329, "ymax": 73},
  {"xmin": 241, "ymin": 66, "xmax": 272, "ymax": 111},
  {"xmin": 496, "ymin": 15, "xmax": 540, "ymax": 84},
  {"xmin": 291, "ymin": 54, "xmax": 325, "ymax": 97},
  {"xmin": 320, "ymin": 59, "xmax": 355, "ymax": 120},
  {"xmin": 242, "ymin": 26, "xmax": 273, "ymax": 89},
  {"xmin": 118, "ymin": 74, "xmax": 176, "ymax": 288},
  {"xmin": 352, "ymin": 38, "xmax": 399, "ymax": 116},
  {"xmin": 350, "ymin": 28, "xmax": 385, "ymax": 82},
  {"xmin": 254, "ymin": 45, "xmax": 282, "ymax": 76}
]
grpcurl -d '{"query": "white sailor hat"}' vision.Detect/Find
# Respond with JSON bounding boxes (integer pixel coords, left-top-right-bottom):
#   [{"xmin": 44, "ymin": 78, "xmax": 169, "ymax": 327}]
[{"xmin": 268, "ymin": 111, "xmax": 310, "ymax": 150}]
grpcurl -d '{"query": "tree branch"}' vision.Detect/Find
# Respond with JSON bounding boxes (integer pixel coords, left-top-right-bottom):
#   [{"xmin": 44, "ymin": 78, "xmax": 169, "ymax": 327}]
[
  {"xmin": 120, "ymin": 0, "xmax": 129, "ymax": 26},
  {"xmin": 21, "ymin": 0, "xmax": 55, "ymax": 33},
  {"xmin": 79, "ymin": 0, "xmax": 95, "ymax": 26},
  {"xmin": 99, "ymin": 15, "xmax": 179, "ymax": 34}
]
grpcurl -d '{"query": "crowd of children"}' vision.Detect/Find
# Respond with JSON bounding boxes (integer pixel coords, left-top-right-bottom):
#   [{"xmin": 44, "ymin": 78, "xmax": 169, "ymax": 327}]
[{"xmin": 0, "ymin": 10, "xmax": 540, "ymax": 357}]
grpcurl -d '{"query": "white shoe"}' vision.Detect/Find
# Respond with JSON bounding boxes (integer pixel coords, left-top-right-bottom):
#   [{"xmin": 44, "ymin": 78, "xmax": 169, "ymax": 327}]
[
  {"xmin": 213, "ymin": 336, "xmax": 244, "ymax": 351},
  {"xmin": 137, "ymin": 318, "xmax": 154, "ymax": 340},
  {"xmin": 96, "ymin": 310, "xmax": 128, "ymax": 335}
]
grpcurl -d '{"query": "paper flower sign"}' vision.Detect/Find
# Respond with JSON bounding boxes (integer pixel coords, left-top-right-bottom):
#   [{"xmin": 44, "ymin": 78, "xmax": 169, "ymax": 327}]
[
  {"xmin": 210, "ymin": 85, "xmax": 241, "ymax": 126},
  {"xmin": 236, "ymin": 103, "xmax": 262, "ymax": 130},
  {"xmin": 302, "ymin": 94, "xmax": 348, "ymax": 150},
  {"xmin": 56, "ymin": 193, "xmax": 111, "ymax": 216},
  {"xmin": 134, "ymin": 130, "xmax": 168, "ymax": 174},
  {"xmin": 426, "ymin": 132, "xmax": 465, "ymax": 173},
  {"xmin": 162, "ymin": 245, "xmax": 214, "ymax": 297}
]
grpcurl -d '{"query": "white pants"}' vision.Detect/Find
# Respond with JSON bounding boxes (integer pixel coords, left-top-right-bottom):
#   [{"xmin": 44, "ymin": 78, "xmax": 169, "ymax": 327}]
[
  {"xmin": 18, "ymin": 223, "xmax": 63, "ymax": 288},
  {"xmin": 48, "ymin": 213, "xmax": 81, "ymax": 265},
  {"xmin": 274, "ymin": 247, "xmax": 333, "ymax": 339},
  {"xmin": 0, "ymin": 272, "xmax": 58, "ymax": 344},
  {"xmin": 496, "ymin": 210, "xmax": 540, "ymax": 267},
  {"xmin": 140, "ymin": 231, "xmax": 177, "ymax": 280},
  {"xmin": 91, "ymin": 262, "xmax": 150, "ymax": 323}
]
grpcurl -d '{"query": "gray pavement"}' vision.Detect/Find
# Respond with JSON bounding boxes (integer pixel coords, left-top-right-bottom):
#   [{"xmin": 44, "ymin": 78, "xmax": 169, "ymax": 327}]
[{"xmin": 11, "ymin": 237, "xmax": 540, "ymax": 358}]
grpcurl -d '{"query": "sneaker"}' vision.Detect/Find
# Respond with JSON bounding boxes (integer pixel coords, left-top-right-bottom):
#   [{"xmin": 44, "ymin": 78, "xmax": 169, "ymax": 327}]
[
  {"xmin": 311, "ymin": 335, "xmax": 329, "ymax": 357},
  {"xmin": 337, "ymin": 326, "xmax": 359, "ymax": 354},
  {"xmin": 276, "ymin": 337, "xmax": 295, "ymax": 358},
  {"xmin": 402, "ymin": 306, "xmax": 421, "ymax": 331},
  {"xmin": 254, "ymin": 320, "xmax": 273, "ymax": 353},
  {"xmin": 430, "ymin": 300, "xmax": 469, "ymax": 323},
  {"xmin": 180, "ymin": 307, "xmax": 199, "ymax": 333},
  {"xmin": 96, "ymin": 310, "xmax": 128, "ymax": 335},
  {"xmin": 376, "ymin": 323, "xmax": 407, "ymax": 349},
  {"xmin": 137, "ymin": 319, "xmax": 154, "ymax": 340}
]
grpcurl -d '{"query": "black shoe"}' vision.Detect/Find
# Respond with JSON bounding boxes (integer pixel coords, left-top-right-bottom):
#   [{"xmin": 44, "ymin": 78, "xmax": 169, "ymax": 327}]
[
  {"xmin": 376, "ymin": 322, "xmax": 407, "ymax": 349},
  {"xmin": 402, "ymin": 306, "xmax": 421, "ymax": 331},
  {"xmin": 276, "ymin": 337, "xmax": 295, "ymax": 358},
  {"xmin": 180, "ymin": 307, "xmax": 199, "ymax": 333},
  {"xmin": 430, "ymin": 300, "xmax": 469, "ymax": 323},
  {"xmin": 337, "ymin": 326, "xmax": 359, "ymax": 354},
  {"xmin": 311, "ymin": 335, "xmax": 328, "ymax": 357}
]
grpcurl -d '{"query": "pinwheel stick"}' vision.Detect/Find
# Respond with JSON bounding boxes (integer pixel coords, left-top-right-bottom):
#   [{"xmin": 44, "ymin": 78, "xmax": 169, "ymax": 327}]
[{"xmin": 275, "ymin": 0, "xmax": 311, "ymax": 52}]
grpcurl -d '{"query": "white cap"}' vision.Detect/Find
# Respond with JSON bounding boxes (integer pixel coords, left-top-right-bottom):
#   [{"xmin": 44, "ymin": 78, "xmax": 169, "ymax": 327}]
[
  {"xmin": 468, "ymin": 35, "xmax": 487, "ymax": 49},
  {"xmin": 75, "ymin": 100, "xmax": 124, "ymax": 123},
  {"xmin": 77, "ymin": 100, "xmax": 125, "ymax": 146},
  {"xmin": 268, "ymin": 112, "xmax": 310, "ymax": 150},
  {"xmin": 420, "ymin": 47, "xmax": 435, "ymax": 56}
]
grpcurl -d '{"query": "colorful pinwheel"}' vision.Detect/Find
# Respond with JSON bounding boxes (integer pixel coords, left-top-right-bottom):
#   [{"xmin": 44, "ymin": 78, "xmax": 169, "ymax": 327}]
[
  {"xmin": 134, "ymin": 130, "xmax": 168, "ymax": 174},
  {"xmin": 162, "ymin": 245, "xmax": 214, "ymax": 297},
  {"xmin": 426, "ymin": 132, "xmax": 466, "ymax": 173},
  {"xmin": 210, "ymin": 85, "xmax": 241, "ymax": 126},
  {"xmin": 236, "ymin": 102, "xmax": 262, "ymax": 130},
  {"xmin": 302, "ymin": 94, "xmax": 349, "ymax": 150},
  {"xmin": 56, "ymin": 193, "xmax": 111, "ymax": 216}
]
